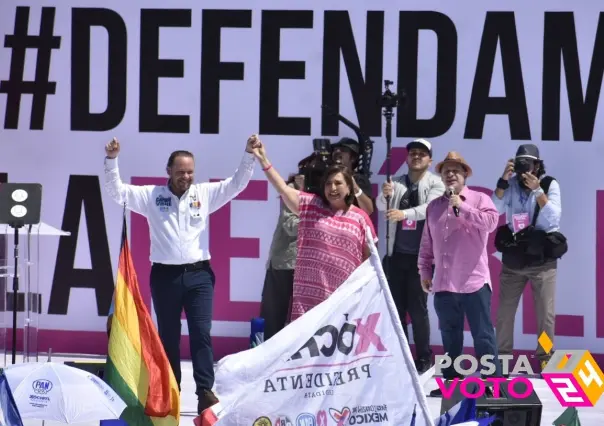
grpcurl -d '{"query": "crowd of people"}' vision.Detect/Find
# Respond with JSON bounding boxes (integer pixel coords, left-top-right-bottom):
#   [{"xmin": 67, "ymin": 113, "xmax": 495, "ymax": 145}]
[{"xmin": 103, "ymin": 134, "xmax": 566, "ymax": 413}]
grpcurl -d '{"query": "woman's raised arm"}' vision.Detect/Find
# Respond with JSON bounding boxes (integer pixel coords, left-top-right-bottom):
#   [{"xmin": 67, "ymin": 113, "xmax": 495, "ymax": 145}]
[{"xmin": 249, "ymin": 135, "xmax": 300, "ymax": 215}]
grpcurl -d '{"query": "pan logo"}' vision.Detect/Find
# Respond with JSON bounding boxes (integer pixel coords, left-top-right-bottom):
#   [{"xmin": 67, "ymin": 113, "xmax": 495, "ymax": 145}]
[
  {"xmin": 32, "ymin": 379, "xmax": 53, "ymax": 394},
  {"xmin": 296, "ymin": 413, "xmax": 316, "ymax": 426}
]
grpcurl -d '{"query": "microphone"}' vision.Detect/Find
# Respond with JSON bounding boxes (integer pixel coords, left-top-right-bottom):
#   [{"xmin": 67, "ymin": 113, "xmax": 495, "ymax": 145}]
[{"xmin": 448, "ymin": 186, "xmax": 460, "ymax": 217}]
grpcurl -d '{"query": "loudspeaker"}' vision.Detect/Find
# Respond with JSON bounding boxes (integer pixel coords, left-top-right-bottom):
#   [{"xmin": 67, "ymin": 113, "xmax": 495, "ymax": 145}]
[
  {"xmin": 64, "ymin": 361, "xmax": 107, "ymax": 380},
  {"xmin": 440, "ymin": 379, "xmax": 542, "ymax": 426}
]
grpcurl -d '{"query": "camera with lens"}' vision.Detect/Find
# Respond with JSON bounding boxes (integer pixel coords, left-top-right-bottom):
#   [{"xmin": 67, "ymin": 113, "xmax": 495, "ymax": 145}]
[
  {"xmin": 298, "ymin": 138, "xmax": 334, "ymax": 195},
  {"xmin": 313, "ymin": 138, "xmax": 331, "ymax": 155},
  {"xmin": 514, "ymin": 158, "xmax": 534, "ymax": 175}
]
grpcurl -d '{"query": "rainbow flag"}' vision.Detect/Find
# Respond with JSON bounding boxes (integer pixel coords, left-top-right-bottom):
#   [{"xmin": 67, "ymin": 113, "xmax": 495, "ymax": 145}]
[{"xmin": 104, "ymin": 216, "xmax": 180, "ymax": 426}]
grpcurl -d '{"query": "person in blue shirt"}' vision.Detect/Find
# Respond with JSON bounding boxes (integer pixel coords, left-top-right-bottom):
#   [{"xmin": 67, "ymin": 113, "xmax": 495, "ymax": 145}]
[{"xmin": 492, "ymin": 144, "xmax": 562, "ymax": 372}]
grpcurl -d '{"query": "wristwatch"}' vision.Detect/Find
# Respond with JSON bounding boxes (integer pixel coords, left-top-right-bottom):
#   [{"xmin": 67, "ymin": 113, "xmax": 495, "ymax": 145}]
[
  {"xmin": 496, "ymin": 178, "xmax": 509, "ymax": 190},
  {"xmin": 533, "ymin": 187, "xmax": 545, "ymax": 197},
  {"xmin": 355, "ymin": 189, "xmax": 363, "ymax": 198}
]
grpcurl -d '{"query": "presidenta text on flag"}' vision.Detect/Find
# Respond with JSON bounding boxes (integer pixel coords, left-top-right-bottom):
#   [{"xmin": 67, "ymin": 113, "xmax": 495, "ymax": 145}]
[{"xmin": 200, "ymin": 229, "xmax": 435, "ymax": 426}]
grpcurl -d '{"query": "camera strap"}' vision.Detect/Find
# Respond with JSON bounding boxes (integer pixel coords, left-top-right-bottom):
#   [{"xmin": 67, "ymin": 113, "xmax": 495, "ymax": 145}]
[{"xmin": 530, "ymin": 176, "xmax": 555, "ymax": 227}]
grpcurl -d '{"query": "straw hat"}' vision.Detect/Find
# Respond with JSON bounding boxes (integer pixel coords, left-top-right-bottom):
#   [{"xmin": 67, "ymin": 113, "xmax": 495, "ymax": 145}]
[{"xmin": 435, "ymin": 151, "xmax": 473, "ymax": 177}]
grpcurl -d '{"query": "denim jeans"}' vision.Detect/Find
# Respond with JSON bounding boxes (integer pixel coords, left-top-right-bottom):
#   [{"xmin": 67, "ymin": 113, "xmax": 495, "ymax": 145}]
[
  {"xmin": 150, "ymin": 262, "xmax": 215, "ymax": 395},
  {"xmin": 434, "ymin": 284, "xmax": 502, "ymax": 379}
]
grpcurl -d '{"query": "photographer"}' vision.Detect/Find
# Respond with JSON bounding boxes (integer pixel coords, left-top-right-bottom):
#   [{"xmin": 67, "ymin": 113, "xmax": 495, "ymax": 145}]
[
  {"xmin": 331, "ymin": 137, "xmax": 375, "ymax": 215},
  {"xmin": 492, "ymin": 144, "xmax": 566, "ymax": 372},
  {"xmin": 376, "ymin": 139, "xmax": 445, "ymax": 373}
]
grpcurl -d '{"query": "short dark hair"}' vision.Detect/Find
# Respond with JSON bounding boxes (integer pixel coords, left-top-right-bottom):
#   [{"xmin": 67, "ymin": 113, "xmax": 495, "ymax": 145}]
[
  {"xmin": 167, "ymin": 150, "xmax": 194, "ymax": 168},
  {"xmin": 319, "ymin": 164, "xmax": 356, "ymax": 207}
]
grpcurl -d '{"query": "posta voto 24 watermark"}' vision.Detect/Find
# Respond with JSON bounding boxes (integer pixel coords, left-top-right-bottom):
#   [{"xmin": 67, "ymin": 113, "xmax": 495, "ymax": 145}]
[{"xmin": 434, "ymin": 333, "xmax": 604, "ymax": 407}]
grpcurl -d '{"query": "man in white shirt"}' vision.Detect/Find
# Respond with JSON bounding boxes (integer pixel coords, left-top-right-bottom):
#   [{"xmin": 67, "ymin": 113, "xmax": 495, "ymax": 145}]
[{"xmin": 103, "ymin": 136, "xmax": 258, "ymax": 414}]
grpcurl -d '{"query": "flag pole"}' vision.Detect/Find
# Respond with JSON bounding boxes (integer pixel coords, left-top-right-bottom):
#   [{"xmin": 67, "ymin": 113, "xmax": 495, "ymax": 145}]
[
  {"xmin": 365, "ymin": 230, "xmax": 435, "ymax": 426},
  {"xmin": 121, "ymin": 203, "xmax": 127, "ymax": 250}
]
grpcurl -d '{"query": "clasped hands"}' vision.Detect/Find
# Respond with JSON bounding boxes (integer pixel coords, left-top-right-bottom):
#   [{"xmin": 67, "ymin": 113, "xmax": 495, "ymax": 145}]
[{"xmin": 246, "ymin": 134, "xmax": 263, "ymax": 154}]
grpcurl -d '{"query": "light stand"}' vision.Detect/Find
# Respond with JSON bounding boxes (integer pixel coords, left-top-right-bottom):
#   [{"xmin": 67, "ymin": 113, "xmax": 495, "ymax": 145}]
[
  {"xmin": 379, "ymin": 80, "xmax": 401, "ymax": 279},
  {"xmin": 10, "ymin": 222, "xmax": 22, "ymax": 364},
  {"xmin": 0, "ymin": 183, "xmax": 43, "ymax": 364}
]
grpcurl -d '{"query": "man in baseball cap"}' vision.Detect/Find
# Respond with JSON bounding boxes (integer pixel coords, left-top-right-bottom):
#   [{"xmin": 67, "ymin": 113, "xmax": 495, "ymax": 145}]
[
  {"xmin": 376, "ymin": 138, "xmax": 443, "ymax": 374},
  {"xmin": 406, "ymin": 138, "xmax": 433, "ymax": 157}
]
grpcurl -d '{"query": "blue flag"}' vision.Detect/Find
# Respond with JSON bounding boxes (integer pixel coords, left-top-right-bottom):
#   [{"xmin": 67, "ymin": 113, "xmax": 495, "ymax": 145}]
[
  {"xmin": 434, "ymin": 398, "xmax": 477, "ymax": 426},
  {"xmin": 434, "ymin": 397, "xmax": 497, "ymax": 426},
  {"xmin": 0, "ymin": 371, "xmax": 24, "ymax": 426},
  {"xmin": 477, "ymin": 416, "xmax": 498, "ymax": 426}
]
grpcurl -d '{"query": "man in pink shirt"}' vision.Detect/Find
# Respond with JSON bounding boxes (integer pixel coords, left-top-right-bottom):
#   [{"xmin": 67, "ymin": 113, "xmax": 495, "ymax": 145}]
[{"xmin": 418, "ymin": 152, "xmax": 502, "ymax": 396}]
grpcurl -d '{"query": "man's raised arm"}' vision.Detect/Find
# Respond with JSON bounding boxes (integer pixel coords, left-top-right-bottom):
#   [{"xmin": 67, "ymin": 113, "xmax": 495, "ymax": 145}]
[
  {"xmin": 104, "ymin": 138, "xmax": 152, "ymax": 216},
  {"xmin": 204, "ymin": 137, "xmax": 257, "ymax": 214}
]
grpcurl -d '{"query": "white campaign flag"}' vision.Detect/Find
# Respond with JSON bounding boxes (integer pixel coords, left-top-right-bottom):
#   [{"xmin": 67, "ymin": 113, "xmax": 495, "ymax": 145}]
[{"xmin": 201, "ymin": 236, "xmax": 434, "ymax": 426}]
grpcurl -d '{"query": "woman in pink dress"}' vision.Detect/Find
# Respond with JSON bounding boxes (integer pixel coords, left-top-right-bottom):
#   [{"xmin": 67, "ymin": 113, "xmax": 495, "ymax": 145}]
[{"xmin": 250, "ymin": 136, "xmax": 378, "ymax": 321}]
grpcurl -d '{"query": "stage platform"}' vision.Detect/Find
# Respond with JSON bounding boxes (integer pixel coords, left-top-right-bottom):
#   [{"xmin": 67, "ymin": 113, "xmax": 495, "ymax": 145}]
[{"xmin": 6, "ymin": 354, "xmax": 603, "ymax": 426}]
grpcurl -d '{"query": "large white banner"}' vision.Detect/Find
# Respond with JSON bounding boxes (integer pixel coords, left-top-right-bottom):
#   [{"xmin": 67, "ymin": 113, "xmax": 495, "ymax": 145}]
[
  {"xmin": 203, "ymin": 242, "xmax": 433, "ymax": 426},
  {"xmin": 0, "ymin": 0, "xmax": 603, "ymax": 360}
]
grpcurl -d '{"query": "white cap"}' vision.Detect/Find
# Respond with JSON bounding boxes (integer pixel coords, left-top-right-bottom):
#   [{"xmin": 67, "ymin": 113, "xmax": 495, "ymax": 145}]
[{"xmin": 406, "ymin": 139, "xmax": 432, "ymax": 155}]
